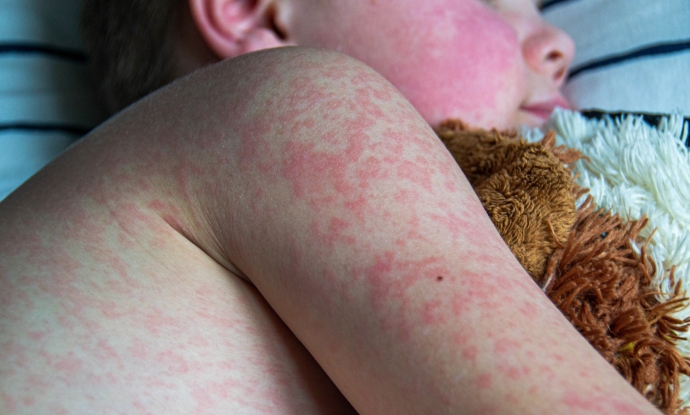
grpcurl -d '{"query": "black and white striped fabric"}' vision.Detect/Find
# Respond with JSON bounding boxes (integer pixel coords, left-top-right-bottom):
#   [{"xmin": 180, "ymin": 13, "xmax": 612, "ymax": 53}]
[
  {"xmin": 0, "ymin": 0, "xmax": 105, "ymax": 200},
  {"xmin": 2, "ymin": 0, "xmax": 687, "ymax": 200},
  {"xmin": 541, "ymin": 0, "xmax": 690, "ymax": 116}
]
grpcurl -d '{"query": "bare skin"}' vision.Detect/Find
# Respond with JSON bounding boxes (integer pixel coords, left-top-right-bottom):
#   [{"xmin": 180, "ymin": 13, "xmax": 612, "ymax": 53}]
[{"xmin": 0, "ymin": 48, "xmax": 662, "ymax": 414}]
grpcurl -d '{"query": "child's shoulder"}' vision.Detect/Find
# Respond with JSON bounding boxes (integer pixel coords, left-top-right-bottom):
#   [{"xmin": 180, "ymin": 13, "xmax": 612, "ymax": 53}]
[{"xmin": 208, "ymin": 47, "xmax": 382, "ymax": 88}]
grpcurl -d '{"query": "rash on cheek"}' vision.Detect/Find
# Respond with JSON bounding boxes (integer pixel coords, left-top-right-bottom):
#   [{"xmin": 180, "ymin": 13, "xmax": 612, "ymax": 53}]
[{"xmin": 383, "ymin": 3, "xmax": 523, "ymax": 128}]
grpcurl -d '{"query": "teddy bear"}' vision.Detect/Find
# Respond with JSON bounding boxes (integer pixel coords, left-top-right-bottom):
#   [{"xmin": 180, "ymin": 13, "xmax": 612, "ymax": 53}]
[{"xmin": 435, "ymin": 119, "xmax": 690, "ymax": 414}]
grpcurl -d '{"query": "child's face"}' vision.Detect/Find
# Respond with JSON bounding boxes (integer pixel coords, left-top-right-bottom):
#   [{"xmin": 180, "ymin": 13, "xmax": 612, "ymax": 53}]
[{"xmin": 285, "ymin": 0, "xmax": 574, "ymax": 129}]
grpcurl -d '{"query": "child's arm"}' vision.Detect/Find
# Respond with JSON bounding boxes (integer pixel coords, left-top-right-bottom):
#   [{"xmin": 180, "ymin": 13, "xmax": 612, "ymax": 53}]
[{"xmin": 0, "ymin": 47, "xmax": 661, "ymax": 414}]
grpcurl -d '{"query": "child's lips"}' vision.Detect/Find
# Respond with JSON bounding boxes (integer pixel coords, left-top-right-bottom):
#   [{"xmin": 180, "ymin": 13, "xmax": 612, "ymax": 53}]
[{"xmin": 520, "ymin": 98, "xmax": 571, "ymax": 121}]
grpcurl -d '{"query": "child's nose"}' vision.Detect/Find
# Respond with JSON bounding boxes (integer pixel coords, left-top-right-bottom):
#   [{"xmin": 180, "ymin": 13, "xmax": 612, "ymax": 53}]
[{"xmin": 522, "ymin": 23, "xmax": 575, "ymax": 87}]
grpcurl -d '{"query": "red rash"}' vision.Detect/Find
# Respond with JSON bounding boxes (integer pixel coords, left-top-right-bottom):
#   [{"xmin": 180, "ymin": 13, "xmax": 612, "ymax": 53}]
[
  {"xmin": 422, "ymin": 299, "xmax": 444, "ymax": 325},
  {"xmin": 562, "ymin": 391, "xmax": 618, "ymax": 413},
  {"xmin": 462, "ymin": 345, "xmax": 479, "ymax": 362},
  {"xmin": 498, "ymin": 362, "xmax": 530, "ymax": 380},
  {"xmin": 281, "ymin": 133, "xmax": 367, "ymax": 202},
  {"xmin": 493, "ymin": 338, "xmax": 522, "ymax": 355},
  {"xmin": 397, "ymin": 159, "xmax": 433, "ymax": 192},
  {"xmin": 477, "ymin": 373, "xmax": 493, "ymax": 390},
  {"xmin": 311, "ymin": 217, "xmax": 356, "ymax": 249},
  {"xmin": 356, "ymin": 251, "xmax": 451, "ymax": 338}
]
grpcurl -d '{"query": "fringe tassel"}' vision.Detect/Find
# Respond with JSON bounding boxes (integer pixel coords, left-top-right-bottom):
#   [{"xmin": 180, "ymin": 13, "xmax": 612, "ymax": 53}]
[
  {"xmin": 438, "ymin": 118, "xmax": 690, "ymax": 414},
  {"xmin": 542, "ymin": 196, "xmax": 690, "ymax": 414}
]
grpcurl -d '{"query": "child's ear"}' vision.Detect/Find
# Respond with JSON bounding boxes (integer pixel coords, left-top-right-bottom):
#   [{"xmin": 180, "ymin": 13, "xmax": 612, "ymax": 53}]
[{"xmin": 189, "ymin": 0, "xmax": 292, "ymax": 58}]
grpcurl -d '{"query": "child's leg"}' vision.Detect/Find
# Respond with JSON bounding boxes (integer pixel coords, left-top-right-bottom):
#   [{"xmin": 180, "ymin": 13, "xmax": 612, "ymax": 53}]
[{"xmin": 1, "ymin": 47, "xmax": 661, "ymax": 414}]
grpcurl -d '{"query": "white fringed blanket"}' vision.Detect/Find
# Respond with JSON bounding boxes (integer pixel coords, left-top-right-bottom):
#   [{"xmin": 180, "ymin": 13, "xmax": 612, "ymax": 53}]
[{"xmin": 525, "ymin": 109, "xmax": 690, "ymax": 404}]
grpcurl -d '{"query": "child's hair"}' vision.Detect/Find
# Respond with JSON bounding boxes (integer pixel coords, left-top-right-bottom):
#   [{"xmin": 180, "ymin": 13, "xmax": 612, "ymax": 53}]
[{"xmin": 81, "ymin": 0, "xmax": 185, "ymax": 114}]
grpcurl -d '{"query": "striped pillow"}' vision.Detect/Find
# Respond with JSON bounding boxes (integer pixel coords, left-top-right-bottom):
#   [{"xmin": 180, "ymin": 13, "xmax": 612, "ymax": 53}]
[
  {"xmin": 541, "ymin": 0, "xmax": 690, "ymax": 115},
  {"xmin": 0, "ymin": 0, "xmax": 105, "ymax": 200}
]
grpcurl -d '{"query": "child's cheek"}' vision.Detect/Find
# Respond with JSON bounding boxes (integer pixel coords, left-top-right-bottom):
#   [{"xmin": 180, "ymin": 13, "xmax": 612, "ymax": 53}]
[{"xmin": 388, "ymin": 4, "xmax": 525, "ymax": 128}]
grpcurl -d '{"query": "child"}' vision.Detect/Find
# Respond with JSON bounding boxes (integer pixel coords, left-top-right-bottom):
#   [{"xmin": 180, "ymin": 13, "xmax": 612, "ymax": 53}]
[
  {"xmin": 82, "ymin": 0, "xmax": 574, "ymax": 130},
  {"xmin": 0, "ymin": 0, "xmax": 664, "ymax": 414}
]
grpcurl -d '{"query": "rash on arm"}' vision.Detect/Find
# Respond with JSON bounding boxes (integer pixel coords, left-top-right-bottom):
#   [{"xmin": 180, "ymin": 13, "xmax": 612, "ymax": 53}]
[
  {"xmin": 0, "ymin": 47, "xmax": 661, "ymax": 415},
  {"xmin": 158, "ymin": 48, "xmax": 659, "ymax": 415}
]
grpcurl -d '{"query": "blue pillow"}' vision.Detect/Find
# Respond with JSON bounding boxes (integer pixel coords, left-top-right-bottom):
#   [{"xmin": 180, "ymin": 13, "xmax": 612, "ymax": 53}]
[{"xmin": 0, "ymin": 0, "xmax": 106, "ymax": 200}]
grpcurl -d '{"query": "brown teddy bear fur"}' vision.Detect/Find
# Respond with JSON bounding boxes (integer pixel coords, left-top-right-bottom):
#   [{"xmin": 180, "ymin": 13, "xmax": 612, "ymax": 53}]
[
  {"xmin": 544, "ymin": 196, "xmax": 690, "ymax": 414},
  {"xmin": 436, "ymin": 120, "xmax": 579, "ymax": 278},
  {"xmin": 435, "ymin": 120, "xmax": 690, "ymax": 414}
]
